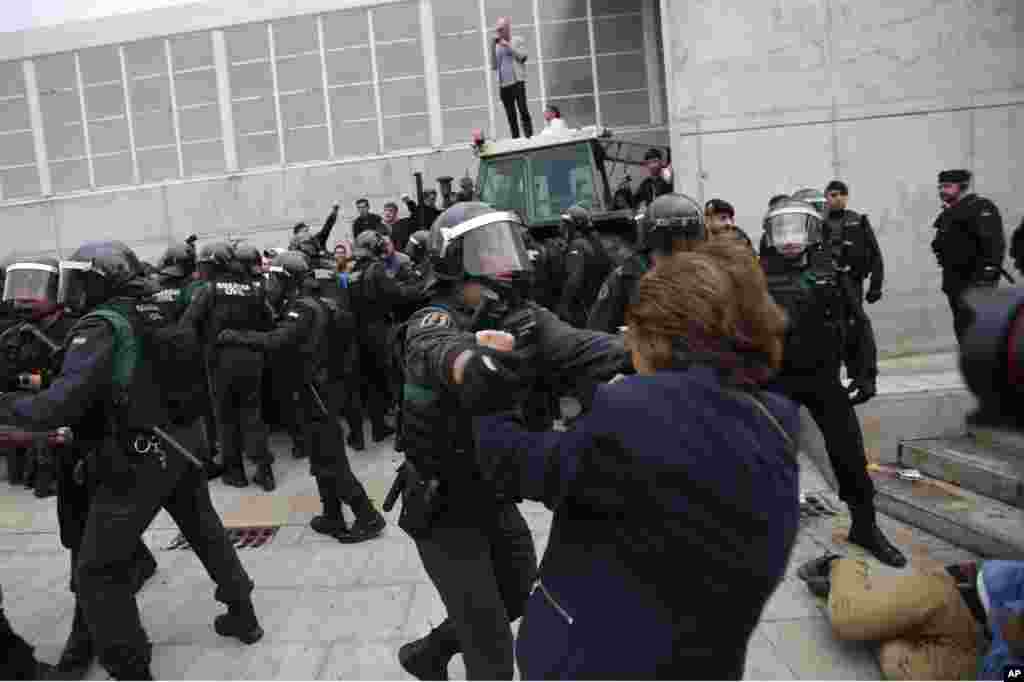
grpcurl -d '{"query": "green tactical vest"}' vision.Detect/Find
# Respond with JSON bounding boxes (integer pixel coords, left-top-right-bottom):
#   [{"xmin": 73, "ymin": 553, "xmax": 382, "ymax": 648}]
[{"xmin": 83, "ymin": 300, "xmax": 141, "ymax": 393}]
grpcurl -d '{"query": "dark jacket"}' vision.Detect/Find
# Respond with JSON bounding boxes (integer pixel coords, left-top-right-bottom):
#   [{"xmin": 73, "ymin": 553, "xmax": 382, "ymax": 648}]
[
  {"xmin": 824, "ymin": 209, "xmax": 884, "ymax": 295},
  {"xmin": 559, "ymin": 233, "xmax": 612, "ymax": 327},
  {"xmin": 475, "ymin": 367, "xmax": 801, "ymax": 680},
  {"xmin": 586, "ymin": 252, "xmax": 651, "ymax": 333},
  {"xmin": 352, "ymin": 213, "xmax": 384, "ymax": 242},
  {"xmin": 403, "ymin": 197, "xmax": 442, "ymax": 230},
  {"xmin": 403, "ymin": 295, "xmax": 632, "ymax": 515},
  {"xmin": 931, "ymin": 194, "xmax": 1006, "ymax": 293},
  {"xmin": 633, "ymin": 175, "xmax": 672, "ymax": 207}
]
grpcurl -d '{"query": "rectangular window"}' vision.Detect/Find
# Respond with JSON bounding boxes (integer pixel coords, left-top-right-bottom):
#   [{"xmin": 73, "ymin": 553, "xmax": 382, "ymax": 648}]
[
  {"xmin": 171, "ymin": 32, "xmax": 223, "ymax": 177},
  {"xmin": 35, "ymin": 53, "xmax": 90, "ymax": 192},
  {"xmin": 125, "ymin": 39, "xmax": 177, "ymax": 181},
  {"xmin": 528, "ymin": 142, "xmax": 596, "ymax": 221},
  {"xmin": 227, "ymin": 24, "xmax": 278, "ymax": 169},
  {"xmin": 478, "ymin": 156, "xmax": 528, "ymax": 217},
  {"xmin": 0, "ymin": 59, "xmax": 39, "ymax": 198}
]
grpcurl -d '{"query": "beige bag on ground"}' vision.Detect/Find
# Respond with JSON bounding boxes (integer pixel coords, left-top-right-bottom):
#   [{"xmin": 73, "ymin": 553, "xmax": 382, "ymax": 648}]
[{"xmin": 828, "ymin": 559, "xmax": 982, "ymax": 680}]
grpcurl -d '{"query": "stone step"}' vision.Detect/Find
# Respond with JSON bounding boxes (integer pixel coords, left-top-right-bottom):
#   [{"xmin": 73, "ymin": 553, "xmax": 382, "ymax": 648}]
[
  {"xmin": 967, "ymin": 425, "xmax": 1024, "ymax": 456},
  {"xmin": 899, "ymin": 435, "xmax": 1024, "ymax": 509},
  {"xmin": 871, "ymin": 464, "xmax": 1024, "ymax": 560}
]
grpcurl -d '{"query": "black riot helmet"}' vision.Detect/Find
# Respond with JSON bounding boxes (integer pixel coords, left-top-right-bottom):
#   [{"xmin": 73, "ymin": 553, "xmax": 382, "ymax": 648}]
[
  {"xmin": 763, "ymin": 200, "xmax": 824, "ymax": 260},
  {"xmin": 561, "ymin": 204, "xmax": 593, "ymax": 242},
  {"xmin": 60, "ymin": 241, "xmax": 146, "ymax": 312},
  {"xmin": 354, "ymin": 230, "xmax": 387, "ymax": 261},
  {"xmin": 791, "ymin": 188, "xmax": 827, "ymax": 216},
  {"xmin": 635, "ymin": 193, "xmax": 706, "ymax": 254},
  {"xmin": 427, "ymin": 202, "xmax": 532, "ymax": 293},
  {"xmin": 197, "ymin": 241, "xmax": 235, "ymax": 274},
  {"xmin": 405, "ymin": 230, "xmax": 431, "ymax": 266},
  {"xmin": 159, "ymin": 243, "xmax": 196, "ymax": 279},
  {"xmin": 3, "ymin": 257, "xmax": 60, "ymax": 310},
  {"xmin": 233, "ymin": 243, "xmax": 263, "ymax": 278},
  {"xmin": 266, "ymin": 250, "xmax": 310, "ymax": 307}
]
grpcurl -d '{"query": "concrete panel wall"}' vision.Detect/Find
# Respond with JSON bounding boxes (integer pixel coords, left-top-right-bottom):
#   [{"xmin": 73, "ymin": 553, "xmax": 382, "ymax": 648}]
[
  {"xmin": 662, "ymin": 0, "xmax": 1024, "ymax": 355},
  {"xmin": 0, "ymin": 128, "xmax": 665, "ymax": 263}
]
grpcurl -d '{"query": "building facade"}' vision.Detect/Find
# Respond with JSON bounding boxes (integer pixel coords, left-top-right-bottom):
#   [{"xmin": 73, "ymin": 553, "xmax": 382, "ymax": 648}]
[
  {"xmin": 661, "ymin": 0, "xmax": 1023, "ymax": 354},
  {"xmin": 0, "ymin": 0, "xmax": 667, "ymax": 261}
]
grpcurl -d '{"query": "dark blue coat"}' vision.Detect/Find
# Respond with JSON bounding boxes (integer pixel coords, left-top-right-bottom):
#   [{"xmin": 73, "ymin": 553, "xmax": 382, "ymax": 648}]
[{"xmin": 475, "ymin": 366, "xmax": 801, "ymax": 680}]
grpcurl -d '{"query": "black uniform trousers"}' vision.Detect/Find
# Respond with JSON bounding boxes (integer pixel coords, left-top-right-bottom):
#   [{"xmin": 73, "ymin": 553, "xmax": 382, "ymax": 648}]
[
  {"xmin": 412, "ymin": 501, "xmax": 537, "ymax": 680},
  {"xmin": 57, "ymin": 442, "xmax": 157, "ymax": 595},
  {"xmin": 946, "ymin": 287, "xmax": 978, "ymax": 343},
  {"xmin": 846, "ymin": 279, "xmax": 879, "ymax": 380},
  {"xmin": 772, "ymin": 370, "xmax": 874, "ymax": 506},
  {"xmin": 301, "ymin": 379, "xmax": 368, "ymax": 504},
  {"xmin": 76, "ymin": 424, "xmax": 253, "ymax": 670},
  {"xmin": 212, "ymin": 347, "xmax": 272, "ymax": 470},
  {"xmin": 358, "ymin": 321, "xmax": 394, "ymax": 435}
]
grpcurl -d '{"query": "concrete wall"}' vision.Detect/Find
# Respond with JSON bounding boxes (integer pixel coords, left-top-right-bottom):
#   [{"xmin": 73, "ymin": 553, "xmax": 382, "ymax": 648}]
[
  {"xmin": 0, "ymin": 127, "xmax": 668, "ymax": 264},
  {"xmin": 661, "ymin": 0, "xmax": 1024, "ymax": 355}
]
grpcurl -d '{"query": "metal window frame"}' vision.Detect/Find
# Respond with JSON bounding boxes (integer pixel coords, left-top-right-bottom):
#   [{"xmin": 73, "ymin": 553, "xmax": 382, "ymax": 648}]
[
  {"xmin": 316, "ymin": 15, "xmax": 336, "ymax": 158},
  {"xmin": 420, "ymin": 0, "xmax": 442, "ymax": 147},
  {"xmin": 72, "ymin": 51, "xmax": 96, "ymax": 188},
  {"xmin": 479, "ymin": 0, "xmax": 496, "ymax": 134},
  {"xmin": 266, "ymin": 23, "xmax": 287, "ymax": 165},
  {"xmin": 18, "ymin": 60, "xmax": 50, "ymax": 195},
  {"xmin": 642, "ymin": 0, "xmax": 664, "ymax": 125},
  {"xmin": 117, "ymin": 45, "xmax": 141, "ymax": 183},
  {"xmin": 164, "ymin": 39, "xmax": 185, "ymax": 178},
  {"xmin": 367, "ymin": 8, "xmax": 386, "ymax": 154},
  {"xmin": 531, "ymin": 0, "xmax": 547, "ymax": 111}
]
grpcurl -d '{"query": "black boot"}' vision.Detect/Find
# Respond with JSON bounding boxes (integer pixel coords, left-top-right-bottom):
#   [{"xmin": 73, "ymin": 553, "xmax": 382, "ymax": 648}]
[
  {"xmin": 796, "ymin": 553, "xmax": 842, "ymax": 598},
  {"xmin": 33, "ymin": 451, "xmax": 56, "ymax": 499},
  {"xmin": 311, "ymin": 477, "xmax": 348, "ymax": 538},
  {"xmin": 213, "ymin": 600, "xmax": 263, "ymax": 645},
  {"xmin": 371, "ymin": 423, "xmax": 395, "ymax": 443},
  {"xmin": 130, "ymin": 548, "xmax": 158, "ymax": 595},
  {"xmin": 104, "ymin": 654, "xmax": 152, "ymax": 682},
  {"xmin": 398, "ymin": 620, "xmax": 460, "ymax": 681},
  {"xmin": 253, "ymin": 462, "xmax": 276, "ymax": 492},
  {"xmin": 848, "ymin": 501, "xmax": 907, "ymax": 568},
  {"xmin": 7, "ymin": 449, "xmax": 24, "ymax": 485},
  {"xmin": 221, "ymin": 467, "xmax": 248, "ymax": 488},
  {"xmin": 338, "ymin": 492, "xmax": 385, "ymax": 544},
  {"xmin": 46, "ymin": 602, "xmax": 93, "ymax": 680},
  {"xmin": 346, "ymin": 429, "xmax": 366, "ymax": 452}
]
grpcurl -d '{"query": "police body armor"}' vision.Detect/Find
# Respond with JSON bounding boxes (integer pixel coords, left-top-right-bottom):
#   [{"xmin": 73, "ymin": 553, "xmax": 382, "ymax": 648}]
[
  {"xmin": 208, "ymin": 277, "xmax": 271, "ymax": 348},
  {"xmin": 765, "ymin": 250, "xmax": 846, "ymax": 375},
  {"xmin": 150, "ymin": 276, "xmax": 188, "ymax": 321},
  {"xmin": 289, "ymin": 296, "xmax": 329, "ymax": 382},
  {"xmin": 824, "ymin": 210, "xmax": 869, "ymax": 283}
]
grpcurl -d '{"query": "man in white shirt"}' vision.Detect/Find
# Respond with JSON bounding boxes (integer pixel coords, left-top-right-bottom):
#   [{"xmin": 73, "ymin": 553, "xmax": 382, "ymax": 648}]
[{"xmin": 539, "ymin": 105, "xmax": 568, "ymax": 136}]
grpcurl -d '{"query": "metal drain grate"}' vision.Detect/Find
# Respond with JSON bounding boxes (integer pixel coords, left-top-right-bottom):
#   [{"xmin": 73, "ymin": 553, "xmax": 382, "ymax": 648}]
[
  {"xmin": 799, "ymin": 494, "xmax": 840, "ymax": 522},
  {"xmin": 165, "ymin": 526, "xmax": 279, "ymax": 551}
]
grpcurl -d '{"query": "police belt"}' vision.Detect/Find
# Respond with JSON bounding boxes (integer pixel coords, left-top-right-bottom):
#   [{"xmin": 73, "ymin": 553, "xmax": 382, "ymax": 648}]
[{"xmin": 128, "ymin": 425, "xmax": 203, "ymax": 469}]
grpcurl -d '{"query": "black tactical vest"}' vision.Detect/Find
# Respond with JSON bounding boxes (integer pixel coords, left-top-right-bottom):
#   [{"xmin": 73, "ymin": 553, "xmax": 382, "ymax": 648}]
[
  {"xmin": 765, "ymin": 259, "xmax": 844, "ymax": 375},
  {"xmin": 208, "ymin": 277, "xmax": 271, "ymax": 343}
]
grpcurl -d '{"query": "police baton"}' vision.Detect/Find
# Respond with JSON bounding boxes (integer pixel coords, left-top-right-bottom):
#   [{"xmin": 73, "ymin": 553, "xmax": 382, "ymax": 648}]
[
  {"xmin": 148, "ymin": 425, "xmax": 204, "ymax": 469},
  {"xmin": 382, "ymin": 463, "xmax": 407, "ymax": 512}
]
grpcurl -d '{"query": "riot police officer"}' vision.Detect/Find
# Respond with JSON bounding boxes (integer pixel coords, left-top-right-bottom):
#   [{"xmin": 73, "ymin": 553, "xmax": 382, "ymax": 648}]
[
  {"xmin": 217, "ymin": 252, "xmax": 386, "ymax": 543},
  {"xmin": 0, "ymin": 241, "xmax": 263, "ymax": 680},
  {"xmin": 529, "ymin": 226, "xmax": 568, "ymax": 312},
  {"xmin": 930, "ymin": 169, "xmax": 1008, "ymax": 342},
  {"xmin": 181, "ymin": 242, "xmax": 276, "ymax": 490},
  {"xmin": 0, "ymin": 256, "xmax": 68, "ymax": 497},
  {"xmin": 823, "ymin": 180, "xmax": 883, "ymax": 401},
  {"xmin": 557, "ymin": 205, "xmax": 613, "ymax": 328},
  {"xmin": 349, "ymin": 231, "xmax": 426, "ymax": 443},
  {"xmin": 396, "ymin": 202, "xmax": 632, "ymax": 680},
  {"xmin": 761, "ymin": 201, "xmax": 905, "ymax": 568},
  {"xmin": 405, "ymin": 230, "xmax": 432, "ymax": 268},
  {"xmin": 791, "ymin": 187, "xmax": 827, "ymax": 215},
  {"xmin": 588, "ymin": 193, "xmax": 707, "ymax": 333}
]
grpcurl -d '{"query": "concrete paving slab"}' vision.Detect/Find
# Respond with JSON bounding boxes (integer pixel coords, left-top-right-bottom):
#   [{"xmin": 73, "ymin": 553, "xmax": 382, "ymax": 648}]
[
  {"xmin": 760, "ymin": 577, "xmax": 826, "ymax": 622},
  {"xmin": 743, "ymin": 629, "xmax": 798, "ymax": 680},
  {"xmin": 760, "ymin": 617, "xmax": 882, "ymax": 680},
  {"xmin": 318, "ymin": 637, "xmax": 412, "ymax": 681}
]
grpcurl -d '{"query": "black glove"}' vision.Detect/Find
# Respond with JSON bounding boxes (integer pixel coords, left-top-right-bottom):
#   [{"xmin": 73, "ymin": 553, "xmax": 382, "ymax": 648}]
[
  {"xmin": 865, "ymin": 288, "xmax": 882, "ymax": 304},
  {"xmin": 848, "ymin": 378, "xmax": 877, "ymax": 406},
  {"xmin": 460, "ymin": 348, "xmax": 526, "ymax": 414}
]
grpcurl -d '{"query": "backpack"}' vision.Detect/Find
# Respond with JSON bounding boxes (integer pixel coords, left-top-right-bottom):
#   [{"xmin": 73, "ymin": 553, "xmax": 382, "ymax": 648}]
[{"xmin": 85, "ymin": 298, "xmax": 207, "ymax": 428}]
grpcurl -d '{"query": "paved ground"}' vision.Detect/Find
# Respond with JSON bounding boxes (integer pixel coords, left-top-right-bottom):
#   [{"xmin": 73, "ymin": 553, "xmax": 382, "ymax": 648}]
[{"xmin": 0, "ymin": 354, "xmax": 977, "ymax": 680}]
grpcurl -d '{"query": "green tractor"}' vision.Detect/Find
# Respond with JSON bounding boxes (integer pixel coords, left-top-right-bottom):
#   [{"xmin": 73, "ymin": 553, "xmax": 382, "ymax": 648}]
[{"xmin": 473, "ymin": 126, "xmax": 671, "ymax": 265}]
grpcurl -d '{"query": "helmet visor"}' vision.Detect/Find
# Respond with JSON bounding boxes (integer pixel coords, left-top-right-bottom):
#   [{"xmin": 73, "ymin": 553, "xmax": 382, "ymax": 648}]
[
  {"xmin": 3, "ymin": 263, "xmax": 59, "ymax": 305},
  {"xmin": 461, "ymin": 221, "xmax": 532, "ymax": 278},
  {"xmin": 58, "ymin": 261, "xmax": 94, "ymax": 309},
  {"xmin": 765, "ymin": 212, "xmax": 816, "ymax": 256}
]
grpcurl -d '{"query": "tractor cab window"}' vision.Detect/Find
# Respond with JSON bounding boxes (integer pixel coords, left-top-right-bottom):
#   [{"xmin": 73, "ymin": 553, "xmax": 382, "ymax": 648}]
[
  {"xmin": 478, "ymin": 157, "xmax": 528, "ymax": 218},
  {"xmin": 528, "ymin": 143, "xmax": 597, "ymax": 222}
]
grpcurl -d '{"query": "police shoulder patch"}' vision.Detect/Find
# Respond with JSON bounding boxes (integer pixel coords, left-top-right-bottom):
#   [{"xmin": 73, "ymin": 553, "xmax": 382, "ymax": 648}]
[{"xmin": 419, "ymin": 310, "xmax": 452, "ymax": 329}]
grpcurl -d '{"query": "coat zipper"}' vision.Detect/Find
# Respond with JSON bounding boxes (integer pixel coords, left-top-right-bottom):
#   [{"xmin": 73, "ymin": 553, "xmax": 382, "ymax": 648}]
[{"xmin": 536, "ymin": 580, "xmax": 574, "ymax": 625}]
